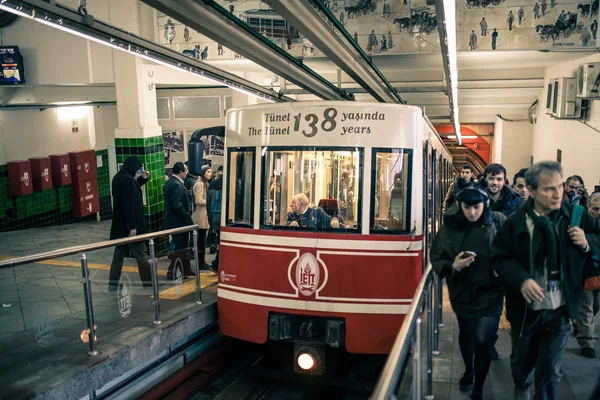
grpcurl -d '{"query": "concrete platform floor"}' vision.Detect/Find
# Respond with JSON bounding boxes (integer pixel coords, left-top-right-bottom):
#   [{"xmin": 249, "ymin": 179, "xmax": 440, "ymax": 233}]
[
  {"xmin": 0, "ymin": 220, "xmax": 218, "ymax": 400},
  {"xmin": 427, "ymin": 286, "xmax": 600, "ymax": 400}
]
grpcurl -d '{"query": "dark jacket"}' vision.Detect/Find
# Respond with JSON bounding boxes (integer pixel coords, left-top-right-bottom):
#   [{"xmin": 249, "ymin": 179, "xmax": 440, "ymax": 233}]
[
  {"xmin": 491, "ymin": 185, "xmax": 523, "ymax": 217},
  {"xmin": 286, "ymin": 207, "xmax": 334, "ymax": 230},
  {"xmin": 109, "ymin": 157, "xmax": 148, "ymax": 240},
  {"xmin": 163, "ymin": 175, "xmax": 194, "ymax": 230},
  {"xmin": 491, "ymin": 201, "xmax": 600, "ymax": 333},
  {"xmin": 207, "ymin": 177, "xmax": 223, "ymax": 230},
  {"xmin": 431, "ymin": 204, "xmax": 506, "ymax": 317}
]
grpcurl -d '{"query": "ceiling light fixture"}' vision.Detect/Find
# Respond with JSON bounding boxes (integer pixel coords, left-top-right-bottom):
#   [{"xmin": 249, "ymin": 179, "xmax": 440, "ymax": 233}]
[{"xmin": 439, "ymin": 0, "xmax": 462, "ymax": 145}]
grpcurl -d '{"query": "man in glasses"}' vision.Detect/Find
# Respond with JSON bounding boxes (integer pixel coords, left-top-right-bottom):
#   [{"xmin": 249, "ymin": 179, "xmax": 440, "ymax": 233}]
[{"xmin": 564, "ymin": 175, "xmax": 588, "ymax": 207}]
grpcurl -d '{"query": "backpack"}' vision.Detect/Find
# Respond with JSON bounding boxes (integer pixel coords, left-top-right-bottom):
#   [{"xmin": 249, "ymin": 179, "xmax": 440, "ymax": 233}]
[{"xmin": 211, "ymin": 189, "xmax": 222, "ymax": 225}]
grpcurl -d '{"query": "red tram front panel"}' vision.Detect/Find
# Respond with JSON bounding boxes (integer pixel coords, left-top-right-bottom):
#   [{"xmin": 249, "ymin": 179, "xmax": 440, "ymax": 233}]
[{"xmin": 218, "ymin": 228, "xmax": 423, "ymax": 354}]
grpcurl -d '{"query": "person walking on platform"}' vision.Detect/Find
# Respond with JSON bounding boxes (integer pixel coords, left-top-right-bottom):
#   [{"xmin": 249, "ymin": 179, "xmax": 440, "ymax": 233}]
[
  {"xmin": 192, "ymin": 165, "xmax": 213, "ymax": 271},
  {"xmin": 207, "ymin": 166, "xmax": 223, "ymax": 273},
  {"xmin": 108, "ymin": 156, "xmax": 152, "ymax": 291},
  {"xmin": 443, "ymin": 164, "xmax": 474, "ymax": 213},
  {"xmin": 431, "ymin": 178, "xmax": 506, "ymax": 400},
  {"xmin": 492, "ymin": 161, "xmax": 600, "ymax": 400},
  {"xmin": 576, "ymin": 192, "xmax": 600, "ymax": 358},
  {"xmin": 164, "ymin": 162, "xmax": 195, "ymax": 280},
  {"xmin": 484, "ymin": 163, "xmax": 524, "ymax": 359}
]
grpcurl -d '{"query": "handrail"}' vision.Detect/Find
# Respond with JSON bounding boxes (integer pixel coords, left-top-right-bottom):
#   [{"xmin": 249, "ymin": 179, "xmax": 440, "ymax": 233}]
[
  {"xmin": 371, "ymin": 264, "xmax": 434, "ymax": 400},
  {"xmin": 0, "ymin": 225, "xmax": 199, "ymax": 269}
]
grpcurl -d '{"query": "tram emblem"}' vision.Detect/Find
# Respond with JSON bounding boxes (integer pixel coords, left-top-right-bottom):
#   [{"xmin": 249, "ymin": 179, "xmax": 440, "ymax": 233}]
[{"xmin": 295, "ymin": 253, "xmax": 320, "ymax": 297}]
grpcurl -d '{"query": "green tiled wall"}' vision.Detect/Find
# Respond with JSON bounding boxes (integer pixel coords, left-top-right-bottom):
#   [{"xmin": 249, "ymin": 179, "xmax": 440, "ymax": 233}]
[
  {"xmin": 0, "ymin": 150, "xmax": 112, "ymax": 232},
  {"xmin": 115, "ymin": 135, "xmax": 167, "ymax": 254}
]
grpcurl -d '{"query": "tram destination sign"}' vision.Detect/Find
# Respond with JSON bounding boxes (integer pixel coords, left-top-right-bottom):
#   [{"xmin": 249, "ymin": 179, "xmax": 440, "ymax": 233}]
[{"xmin": 228, "ymin": 103, "xmax": 420, "ymax": 149}]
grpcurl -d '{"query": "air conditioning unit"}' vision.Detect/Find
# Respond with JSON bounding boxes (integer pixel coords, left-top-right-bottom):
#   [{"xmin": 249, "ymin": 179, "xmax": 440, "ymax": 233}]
[
  {"xmin": 548, "ymin": 77, "xmax": 579, "ymax": 119},
  {"xmin": 577, "ymin": 62, "xmax": 600, "ymax": 98}
]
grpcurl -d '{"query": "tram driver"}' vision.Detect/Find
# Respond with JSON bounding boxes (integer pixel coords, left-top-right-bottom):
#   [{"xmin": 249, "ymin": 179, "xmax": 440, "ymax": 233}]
[{"xmin": 287, "ymin": 193, "xmax": 340, "ymax": 229}]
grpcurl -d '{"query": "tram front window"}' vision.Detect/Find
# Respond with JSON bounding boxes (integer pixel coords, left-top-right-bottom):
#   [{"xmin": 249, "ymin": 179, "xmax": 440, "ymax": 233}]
[
  {"xmin": 261, "ymin": 148, "xmax": 361, "ymax": 231},
  {"xmin": 227, "ymin": 149, "xmax": 254, "ymax": 227},
  {"xmin": 372, "ymin": 149, "xmax": 411, "ymax": 232}
]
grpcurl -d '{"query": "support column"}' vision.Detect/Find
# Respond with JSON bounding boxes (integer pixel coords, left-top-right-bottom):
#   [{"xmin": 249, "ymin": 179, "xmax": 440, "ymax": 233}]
[{"xmin": 110, "ymin": 0, "xmax": 166, "ymax": 252}]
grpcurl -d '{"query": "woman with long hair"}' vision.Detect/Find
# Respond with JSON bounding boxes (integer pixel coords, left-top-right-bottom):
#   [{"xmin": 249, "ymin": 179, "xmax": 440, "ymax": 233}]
[
  {"xmin": 192, "ymin": 165, "xmax": 212, "ymax": 269},
  {"xmin": 430, "ymin": 179, "xmax": 505, "ymax": 400}
]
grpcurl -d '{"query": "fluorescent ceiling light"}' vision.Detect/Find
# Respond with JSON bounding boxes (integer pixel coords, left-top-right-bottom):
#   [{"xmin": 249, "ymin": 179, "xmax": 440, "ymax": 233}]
[
  {"xmin": 442, "ymin": 0, "xmax": 462, "ymax": 145},
  {"xmin": 0, "ymin": 3, "xmax": 275, "ymax": 103},
  {"xmin": 446, "ymin": 135, "xmax": 477, "ymax": 139}
]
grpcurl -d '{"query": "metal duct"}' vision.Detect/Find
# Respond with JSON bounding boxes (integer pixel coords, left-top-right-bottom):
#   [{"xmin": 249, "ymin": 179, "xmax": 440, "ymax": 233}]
[
  {"xmin": 265, "ymin": 0, "xmax": 402, "ymax": 103},
  {"xmin": 140, "ymin": 0, "xmax": 352, "ymax": 101}
]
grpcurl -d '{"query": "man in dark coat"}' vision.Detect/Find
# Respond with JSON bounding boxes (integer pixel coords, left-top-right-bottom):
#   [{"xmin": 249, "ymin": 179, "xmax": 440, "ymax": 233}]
[
  {"xmin": 206, "ymin": 166, "xmax": 223, "ymax": 272},
  {"xmin": 483, "ymin": 163, "xmax": 523, "ymax": 217},
  {"xmin": 108, "ymin": 156, "xmax": 152, "ymax": 291},
  {"xmin": 443, "ymin": 164, "xmax": 474, "ymax": 213},
  {"xmin": 492, "ymin": 161, "xmax": 600, "ymax": 400},
  {"xmin": 164, "ymin": 162, "xmax": 195, "ymax": 279}
]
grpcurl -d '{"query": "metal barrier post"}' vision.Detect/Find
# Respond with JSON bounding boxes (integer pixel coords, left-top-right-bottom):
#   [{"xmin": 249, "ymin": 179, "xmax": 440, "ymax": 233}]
[
  {"xmin": 437, "ymin": 275, "xmax": 444, "ymax": 327},
  {"xmin": 149, "ymin": 239, "xmax": 161, "ymax": 325},
  {"xmin": 412, "ymin": 317, "xmax": 422, "ymax": 400},
  {"xmin": 433, "ymin": 274, "xmax": 440, "ymax": 356},
  {"xmin": 193, "ymin": 229, "xmax": 203, "ymax": 305},
  {"xmin": 80, "ymin": 253, "xmax": 98, "ymax": 356},
  {"xmin": 425, "ymin": 281, "xmax": 434, "ymax": 399}
]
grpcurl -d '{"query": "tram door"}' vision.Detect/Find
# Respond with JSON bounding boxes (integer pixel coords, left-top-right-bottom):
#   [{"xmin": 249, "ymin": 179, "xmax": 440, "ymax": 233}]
[{"xmin": 423, "ymin": 141, "xmax": 430, "ymax": 270}]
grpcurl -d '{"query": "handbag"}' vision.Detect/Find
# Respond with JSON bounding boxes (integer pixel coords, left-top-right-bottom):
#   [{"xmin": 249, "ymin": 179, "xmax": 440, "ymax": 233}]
[{"xmin": 571, "ymin": 204, "xmax": 600, "ymax": 292}]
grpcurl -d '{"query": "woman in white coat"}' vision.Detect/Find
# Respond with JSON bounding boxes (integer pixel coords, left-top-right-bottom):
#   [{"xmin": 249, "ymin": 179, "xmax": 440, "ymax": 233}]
[{"xmin": 192, "ymin": 165, "xmax": 212, "ymax": 269}]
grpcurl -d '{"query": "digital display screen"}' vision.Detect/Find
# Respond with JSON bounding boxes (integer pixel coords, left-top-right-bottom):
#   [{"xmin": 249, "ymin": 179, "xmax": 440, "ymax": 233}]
[{"xmin": 0, "ymin": 46, "xmax": 25, "ymax": 85}]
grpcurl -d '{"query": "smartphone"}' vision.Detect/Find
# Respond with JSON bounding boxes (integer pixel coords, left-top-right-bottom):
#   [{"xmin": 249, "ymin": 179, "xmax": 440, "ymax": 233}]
[{"xmin": 461, "ymin": 251, "xmax": 476, "ymax": 258}]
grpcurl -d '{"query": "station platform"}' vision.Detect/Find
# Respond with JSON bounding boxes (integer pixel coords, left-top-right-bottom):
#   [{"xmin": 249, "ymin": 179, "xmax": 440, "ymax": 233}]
[
  {"xmin": 431, "ymin": 289, "xmax": 599, "ymax": 400},
  {"xmin": 0, "ymin": 221, "xmax": 219, "ymax": 400}
]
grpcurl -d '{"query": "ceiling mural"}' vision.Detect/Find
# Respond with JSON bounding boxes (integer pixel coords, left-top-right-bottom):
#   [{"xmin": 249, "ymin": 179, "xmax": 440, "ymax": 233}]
[{"xmin": 155, "ymin": 0, "xmax": 599, "ymax": 63}]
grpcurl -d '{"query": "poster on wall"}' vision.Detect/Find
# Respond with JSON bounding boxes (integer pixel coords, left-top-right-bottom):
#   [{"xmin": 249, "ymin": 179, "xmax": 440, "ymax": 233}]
[
  {"xmin": 162, "ymin": 130, "xmax": 186, "ymax": 175},
  {"xmin": 209, "ymin": 135, "xmax": 224, "ymax": 156}
]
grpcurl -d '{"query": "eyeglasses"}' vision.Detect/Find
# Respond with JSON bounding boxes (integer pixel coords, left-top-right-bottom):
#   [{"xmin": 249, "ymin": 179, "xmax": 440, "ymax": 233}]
[{"xmin": 568, "ymin": 185, "xmax": 583, "ymax": 190}]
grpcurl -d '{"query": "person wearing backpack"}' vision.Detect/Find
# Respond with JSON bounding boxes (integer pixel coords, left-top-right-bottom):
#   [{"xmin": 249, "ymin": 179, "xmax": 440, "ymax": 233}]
[
  {"xmin": 430, "ymin": 178, "xmax": 506, "ymax": 400},
  {"xmin": 207, "ymin": 166, "xmax": 223, "ymax": 272},
  {"xmin": 192, "ymin": 165, "xmax": 212, "ymax": 270}
]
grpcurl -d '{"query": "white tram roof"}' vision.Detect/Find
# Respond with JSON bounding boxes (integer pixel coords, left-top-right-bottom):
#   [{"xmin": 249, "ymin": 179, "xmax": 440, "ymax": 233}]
[{"xmin": 225, "ymin": 101, "xmax": 444, "ymax": 152}]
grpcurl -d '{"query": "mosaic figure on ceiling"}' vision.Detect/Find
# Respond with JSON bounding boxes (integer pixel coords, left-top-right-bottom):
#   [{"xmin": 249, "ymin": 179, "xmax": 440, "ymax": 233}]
[{"xmin": 164, "ymin": 19, "xmax": 176, "ymax": 44}]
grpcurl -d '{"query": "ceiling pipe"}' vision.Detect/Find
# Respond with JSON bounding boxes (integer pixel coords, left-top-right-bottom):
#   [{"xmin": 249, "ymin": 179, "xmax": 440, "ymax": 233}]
[
  {"xmin": 140, "ymin": 0, "xmax": 352, "ymax": 101},
  {"xmin": 2, "ymin": 0, "xmax": 292, "ymax": 103},
  {"xmin": 265, "ymin": 0, "xmax": 403, "ymax": 104}
]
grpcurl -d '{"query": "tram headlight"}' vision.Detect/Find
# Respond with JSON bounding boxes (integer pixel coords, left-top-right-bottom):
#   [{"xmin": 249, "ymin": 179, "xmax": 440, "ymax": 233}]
[{"xmin": 297, "ymin": 352, "xmax": 315, "ymax": 370}]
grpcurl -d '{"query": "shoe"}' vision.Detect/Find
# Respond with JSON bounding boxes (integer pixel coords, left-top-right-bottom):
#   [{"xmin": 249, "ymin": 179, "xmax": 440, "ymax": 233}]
[
  {"xmin": 459, "ymin": 373, "xmax": 474, "ymax": 392},
  {"xmin": 208, "ymin": 265, "xmax": 218, "ymax": 274},
  {"xmin": 184, "ymin": 270, "xmax": 196, "ymax": 277},
  {"xmin": 491, "ymin": 345, "xmax": 499, "ymax": 360},
  {"xmin": 581, "ymin": 348, "xmax": 596, "ymax": 358}
]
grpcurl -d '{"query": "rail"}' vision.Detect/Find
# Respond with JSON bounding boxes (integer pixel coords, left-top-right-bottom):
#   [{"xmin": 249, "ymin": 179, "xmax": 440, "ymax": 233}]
[
  {"xmin": 371, "ymin": 264, "xmax": 440, "ymax": 400},
  {"xmin": 0, "ymin": 225, "xmax": 204, "ymax": 356}
]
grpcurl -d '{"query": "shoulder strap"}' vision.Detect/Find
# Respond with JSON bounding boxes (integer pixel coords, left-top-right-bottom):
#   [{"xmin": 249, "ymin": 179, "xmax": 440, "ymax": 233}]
[{"xmin": 571, "ymin": 204, "xmax": 584, "ymax": 228}]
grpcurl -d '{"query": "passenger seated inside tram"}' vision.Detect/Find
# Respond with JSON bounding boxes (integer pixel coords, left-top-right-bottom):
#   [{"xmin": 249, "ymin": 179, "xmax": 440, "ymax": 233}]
[{"xmin": 287, "ymin": 193, "xmax": 340, "ymax": 229}]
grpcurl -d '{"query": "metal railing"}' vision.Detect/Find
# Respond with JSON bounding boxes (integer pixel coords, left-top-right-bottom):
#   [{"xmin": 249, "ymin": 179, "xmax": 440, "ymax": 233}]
[
  {"xmin": 0, "ymin": 225, "xmax": 203, "ymax": 356},
  {"xmin": 371, "ymin": 265, "xmax": 443, "ymax": 400}
]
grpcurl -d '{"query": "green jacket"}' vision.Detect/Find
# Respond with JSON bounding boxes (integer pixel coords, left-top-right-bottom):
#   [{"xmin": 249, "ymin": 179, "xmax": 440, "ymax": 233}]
[
  {"xmin": 491, "ymin": 201, "xmax": 600, "ymax": 334},
  {"xmin": 431, "ymin": 204, "xmax": 506, "ymax": 316}
]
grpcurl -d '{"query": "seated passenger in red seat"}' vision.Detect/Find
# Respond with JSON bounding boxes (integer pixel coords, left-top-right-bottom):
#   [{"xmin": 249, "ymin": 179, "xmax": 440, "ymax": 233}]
[{"xmin": 287, "ymin": 193, "xmax": 340, "ymax": 229}]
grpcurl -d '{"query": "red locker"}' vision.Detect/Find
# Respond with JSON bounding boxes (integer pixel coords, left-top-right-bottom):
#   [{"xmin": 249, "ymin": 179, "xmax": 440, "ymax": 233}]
[
  {"xmin": 49, "ymin": 154, "xmax": 71, "ymax": 187},
  {"xmin": 69, "ymin": 150, "xmax": 97, "ymax": 182},
  {"xmin": 72, "ymin": 178, "xmax": 100, "ymax": 217},
  {"xmin": 7, "ymin": 160, "xmax": 33, "ymax": 197},
  {"xmin": 29, "ymin": 157, "xmax": 53, "ymax": 192}
]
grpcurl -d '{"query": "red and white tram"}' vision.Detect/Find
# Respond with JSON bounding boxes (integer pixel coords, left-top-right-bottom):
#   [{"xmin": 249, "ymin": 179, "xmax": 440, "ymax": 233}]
[{"xmin": 217, "ymin": 102, "xmax": 452, "ymax": 369}]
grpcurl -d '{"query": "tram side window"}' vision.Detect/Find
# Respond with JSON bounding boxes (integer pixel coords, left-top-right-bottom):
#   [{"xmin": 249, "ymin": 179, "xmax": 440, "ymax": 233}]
[
  {"xmin": 261, "ymin": 148, "xmax": 361, "ymax": 231},
  {"xmin": 227, "ymin": 149, "xmax": 254, "ymax": 227},
  {"xmin": 372, "ymin": 150, "xmax": 411, "ymax": 232}
]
